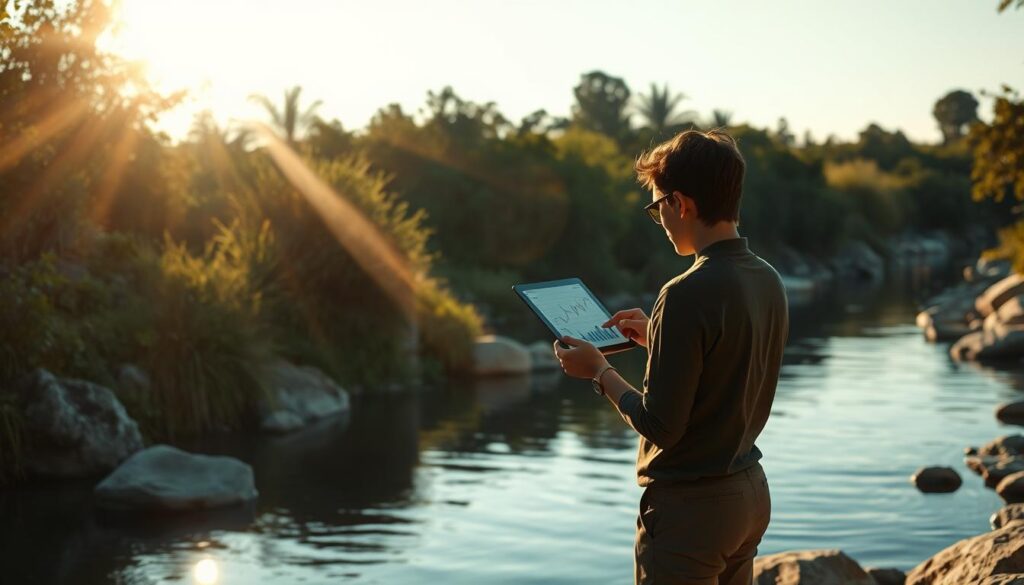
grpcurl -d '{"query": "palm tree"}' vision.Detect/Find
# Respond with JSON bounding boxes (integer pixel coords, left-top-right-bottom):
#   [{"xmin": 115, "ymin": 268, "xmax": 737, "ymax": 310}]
[
  {"xmin": 710, "ymin": 109, "xmax": 733, "ymax": 128},
  {"xmin": 635, "ymin": 83, "xmax": 695, "ymax": 136},
  {"xmin": 249, "ymin": 85, "xmax": 323, "ymax": 144}
]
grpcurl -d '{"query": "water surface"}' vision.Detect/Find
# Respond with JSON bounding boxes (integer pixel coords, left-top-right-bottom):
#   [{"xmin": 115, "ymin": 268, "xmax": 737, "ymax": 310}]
[{"xmin": 3, "ymin": 274, "xmax": 1022, "ymax": 584}]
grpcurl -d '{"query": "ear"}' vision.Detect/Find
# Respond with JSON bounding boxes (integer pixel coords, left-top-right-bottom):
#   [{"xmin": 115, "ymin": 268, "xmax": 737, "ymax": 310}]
[{"xmin": 675, "ymin": 192, "xmax": 697, "ymax": 220}]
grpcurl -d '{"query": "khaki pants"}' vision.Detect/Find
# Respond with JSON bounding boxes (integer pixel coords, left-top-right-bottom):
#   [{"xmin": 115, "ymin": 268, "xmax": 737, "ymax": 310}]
[{"xmin": 634, "ymin": 462, "xmax": 771, "ymax": 585}]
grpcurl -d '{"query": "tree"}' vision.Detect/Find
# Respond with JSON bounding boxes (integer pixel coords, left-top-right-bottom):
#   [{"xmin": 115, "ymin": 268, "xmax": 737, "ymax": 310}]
[
  {"xmin": 970, "ymin": 87, "xmax": 1024, "ymax": 204},
  {"xmin": 570, "ymin": 71, "xmax": 633, "ymax": 145},
  {"xmin": 635, "ymin": 83, "xmax": 694, "ymax": 137},
  {"xmin": 710, "ymin": 109, "xmax": 733, "ymax": 128},
  {"xmin": 249, "ymin": 85, "xmax": 322, "ymax": 144},
  {"xmin": 933, "ymin": 90, "xmax": 979, "ymax": 144}
]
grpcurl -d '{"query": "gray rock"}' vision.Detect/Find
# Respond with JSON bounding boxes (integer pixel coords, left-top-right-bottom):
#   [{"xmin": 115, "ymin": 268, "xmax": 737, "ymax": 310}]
[
  {"xmin": 832, "ymin": 240, "xmax": 884, "ymax": 282},
  {"xmin": 754, "ymin": 549, "xmax": 875, "ymax": 585},
  {"xmin": 991, "ymin": 504, "xmax": 1024, "ymax": 529},
  {"xmin": 15, "ymin": 369, "xmax": 143, "ymax": 479},
  {"xmin": 527, "ymin": 340, "xmax": 561, "ymax": 371},
  {"xmin": 867, "ymin": 566, "xmax": 907, "ymax": 585},
  {"xmin": 258, "ymin": 360, "xmax": 350, "ymax": 434},
  {"xmin": 94, "ymin": 445, "xmax": 257, "ymax": 511},
  {"xmin": 911, "ymin": 466, "xmax": 962, "ymax": 493},
  {"xmin": 471, "ymin": 335, "xmax": 531, "ymax": 376},
  {"xmin": 999, "ymin": 471, "xmax": 1024, "ymax": 504},
  {"xmin": 998, "ymin": 402, "xmax": 1024, "ymax": 426},
  {"xmin": 906, "ymin": 520, "xmax": 1024, "ymax": 584}
]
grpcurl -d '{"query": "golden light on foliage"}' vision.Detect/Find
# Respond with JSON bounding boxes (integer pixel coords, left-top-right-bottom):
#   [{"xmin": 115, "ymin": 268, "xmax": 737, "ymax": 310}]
[{"xmin": 253, "ymin": 123, "xmax": 420, "ymax": 320}]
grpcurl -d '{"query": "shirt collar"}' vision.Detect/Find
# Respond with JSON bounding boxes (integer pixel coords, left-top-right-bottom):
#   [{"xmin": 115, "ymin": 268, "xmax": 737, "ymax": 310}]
[{"xmin": 696, "ymin": 237, "xmax": 749, "ymax": 260}]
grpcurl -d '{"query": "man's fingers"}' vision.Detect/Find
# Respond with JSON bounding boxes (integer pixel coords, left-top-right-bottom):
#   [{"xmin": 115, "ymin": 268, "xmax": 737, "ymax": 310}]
[
  {"xmin": 552, "ymin": 339, "xmax": 564, "ymax": 358},
  {"xmin": 603, "ymin": 308, "xmax": 643, "ymax": 327}
]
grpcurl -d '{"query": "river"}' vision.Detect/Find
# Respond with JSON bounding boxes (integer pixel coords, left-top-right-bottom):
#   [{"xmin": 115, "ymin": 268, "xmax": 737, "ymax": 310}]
[{"xmin": 2, "ymin": 269, "xmax": 1022, "ymax": 584}]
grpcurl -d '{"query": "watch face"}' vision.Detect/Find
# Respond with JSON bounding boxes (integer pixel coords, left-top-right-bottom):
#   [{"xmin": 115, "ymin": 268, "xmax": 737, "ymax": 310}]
[{"xmin": 591, "ymin": 379, "xmax": 603, "ymax": 395}]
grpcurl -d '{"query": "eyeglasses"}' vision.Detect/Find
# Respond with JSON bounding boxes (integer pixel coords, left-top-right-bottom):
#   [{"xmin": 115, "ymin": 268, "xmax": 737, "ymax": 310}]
[{"xmin": 644, "ymin": 191, "xmax": 675, "ymax": 224}]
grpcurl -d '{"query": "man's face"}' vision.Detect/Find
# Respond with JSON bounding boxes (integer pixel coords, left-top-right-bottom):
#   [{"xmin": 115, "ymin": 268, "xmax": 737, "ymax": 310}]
[{"xmin": 653, "ymin": 188, "xmax": 696, "ymax": 256}]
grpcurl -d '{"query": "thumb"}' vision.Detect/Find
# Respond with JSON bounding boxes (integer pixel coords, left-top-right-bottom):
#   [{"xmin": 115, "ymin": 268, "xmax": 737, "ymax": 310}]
[{"xmin": 561, "ymin": 335, "xmax": 586, "ymax": 347}]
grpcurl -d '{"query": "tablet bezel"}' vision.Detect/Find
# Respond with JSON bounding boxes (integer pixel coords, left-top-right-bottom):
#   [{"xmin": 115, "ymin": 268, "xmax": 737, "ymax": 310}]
[{"xmin": 512, "ymin": 277, "xmax": 637, "ymax": 355}]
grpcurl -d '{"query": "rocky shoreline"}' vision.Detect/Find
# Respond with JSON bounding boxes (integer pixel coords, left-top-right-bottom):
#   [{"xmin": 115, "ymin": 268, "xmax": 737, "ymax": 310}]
[{"xmin": 743, "ymin": 256, "xmax": 1024, "ymax": 585}]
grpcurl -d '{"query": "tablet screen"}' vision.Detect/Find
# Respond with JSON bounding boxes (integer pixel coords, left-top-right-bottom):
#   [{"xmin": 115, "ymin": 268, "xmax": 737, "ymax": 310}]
[{"xmin": 518, "ymin": 280, "xmax": 630, "ymax": 348}]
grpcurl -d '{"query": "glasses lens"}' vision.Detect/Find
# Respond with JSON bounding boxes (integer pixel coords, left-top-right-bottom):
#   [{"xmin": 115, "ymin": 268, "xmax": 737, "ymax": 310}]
[{"xmin": 647, "ymin": 206, "xmax": 661, "ymax": 224}]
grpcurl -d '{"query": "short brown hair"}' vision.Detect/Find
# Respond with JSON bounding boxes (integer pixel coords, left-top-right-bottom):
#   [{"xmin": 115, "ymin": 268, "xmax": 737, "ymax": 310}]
[{"xmin": 634, "ymin": 129, "xmax": 745, "ymax": 226}]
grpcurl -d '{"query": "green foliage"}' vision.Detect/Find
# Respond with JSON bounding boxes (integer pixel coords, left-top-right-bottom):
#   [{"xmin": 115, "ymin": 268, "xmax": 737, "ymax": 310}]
[
  {"xmin": 970, "ymin": 88, "xmax": 1024, "ymax": 204},
  {"xmin": 415, "ymin": 276, "xmax": 484, "ymax": 375}
]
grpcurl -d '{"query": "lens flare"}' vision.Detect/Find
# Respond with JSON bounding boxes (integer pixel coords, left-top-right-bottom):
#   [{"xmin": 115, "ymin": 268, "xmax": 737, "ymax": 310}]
[{"xmin": 193, "ymin": 557, "xmax": 219, "ymax": 585}]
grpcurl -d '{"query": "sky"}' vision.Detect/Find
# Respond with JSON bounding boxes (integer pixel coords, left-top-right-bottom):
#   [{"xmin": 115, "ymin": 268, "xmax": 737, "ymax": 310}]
[{"xmin": 105, "ymin": 0, "xmax": 1024, "ymax": 144}]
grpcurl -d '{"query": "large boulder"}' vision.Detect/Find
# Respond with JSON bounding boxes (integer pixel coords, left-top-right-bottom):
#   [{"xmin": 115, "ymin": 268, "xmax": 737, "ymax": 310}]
[
  {"xmin": 906, "ymin": 520, "xmax": 1024, "ymax": 585},
  {"xmin": 258, "ymin": 360, "xmax": 350, "ymax": 434},
  {"xmin": 979, "ymin": 576, "xmax": 1024, "ymax": 585},
  {"xmin": 94, "ymin": 445, "xmax": 257, "ymax": 511},
  {"xmin": 14, "ymin": 369, "xmax": 143, "ymax": 478},
  {"xmin": 753, "ymin": 549, "xmax": 875, "ymax": 584},
  {"xmin": 911, "ymin": 466, "xmax": 962, "ymax": 493},
  {"xmin": 471, "ymin": 335, "xmax": 531, "ymax": 376},
  {"xmin": 979, "ymin": 274, "xmax": 1024, "ymax": 319},
  {"xmin": 993, "ymin": 504, "xmax": 1024, "ymax": 530},
  {"xmin": 527, "ymin": 340, "xmax": 560, "ymax": 371}
]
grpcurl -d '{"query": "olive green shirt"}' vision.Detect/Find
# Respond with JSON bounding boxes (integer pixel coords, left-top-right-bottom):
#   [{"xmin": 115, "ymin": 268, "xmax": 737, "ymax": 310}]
[{"xmin": 616, "ymin": 237, "xmax": 789, "ymax": 486}]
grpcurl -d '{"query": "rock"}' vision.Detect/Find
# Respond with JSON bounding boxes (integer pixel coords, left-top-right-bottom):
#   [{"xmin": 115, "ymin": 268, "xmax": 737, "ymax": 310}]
[
  {"xmin": 258, "ymin": 360, "xmax": 350, "ymax": 434},
  {"xmin": 867, "ymin": 566, "xmax": 907, "ymax": 585},
  {"xmin": 911, "ymin": 466, "xmax": 962, "ymax": 493},
  {"xmin": 753, "ymin": 549, "xmax": 875, "ymax": 584},
  {"xmin": 966, "ymin": 455, "xmax": 1024, "ymax": 488},
  {"xmin": 906, "ymin": 520, "xmax": 1024, "ymax": 585},
  {"xmin": 115, "ymin": 364, "xmax": 150, "ymax": 397},
  {"xmin": 978, "ymin": 435, "xmax": 1024, "ymax": 458},
  {"xmin": 951, "ymin": 325, "xmax": 1024, "ymax": 362},
  {"xmin": 979, "ymin": 575, "xmax": 1024, "ymax": 585},
  {"xmin": 998, "ymin": 402, "xmax": 1024, "ymax": 426},
  {"xmin": 998, "ymin": 296, "xmax": 1024, "ymax": 326},
  {"xmin": 94, "ymin": 445, "xmax": 257, "ymax": 511},
  {"xmin": 527, "ymin": 340, "xmax": 560, "ymax": 370},
  {"xmin": 999, "ymin": 472, "xmax": 1024, "ymax": 503},
  {"xmin": 979, "ymin": 274, "xmax": 1024, "ymax": 319},
  {"xmin": 992, "ymin": 504, "xmax": 1024, "ymax": 529},
  {"xmin": 832, "ymin": 240, "xmax": 884, "ymax": 282},
  {"xmin": 14, "ymin": 369, "xmax": 143, "ymax": 479},
  {"xmin": 471, "ymin": 335, "xmax": 531, "ymax": 376}
]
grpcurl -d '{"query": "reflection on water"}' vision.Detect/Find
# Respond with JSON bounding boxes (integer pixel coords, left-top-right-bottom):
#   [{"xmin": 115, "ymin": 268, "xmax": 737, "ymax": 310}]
[{"xmin": 2, "ymin": 271, "xmax": 1024, "ymax": 583}]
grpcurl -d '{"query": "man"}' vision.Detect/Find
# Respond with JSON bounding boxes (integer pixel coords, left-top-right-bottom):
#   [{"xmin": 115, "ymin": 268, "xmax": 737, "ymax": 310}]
[{"xmin": 554, "ymin": 129, "xmax": 789, "ymax": 585}]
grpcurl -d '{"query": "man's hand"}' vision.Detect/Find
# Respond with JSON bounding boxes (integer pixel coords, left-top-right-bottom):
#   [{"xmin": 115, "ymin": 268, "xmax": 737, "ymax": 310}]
[
  {"xmin": 603, "ymin": 308, "xmax": 650, "ymax": 348},
  {"xmin": 553, "ymin": 336, "xmax": 610, "ymax": 379}
]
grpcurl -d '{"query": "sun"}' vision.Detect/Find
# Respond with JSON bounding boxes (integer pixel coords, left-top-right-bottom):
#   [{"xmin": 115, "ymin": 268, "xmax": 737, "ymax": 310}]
[{"xmin": 102, "ymin": 0, "xmax": 268, "ymax": 137}]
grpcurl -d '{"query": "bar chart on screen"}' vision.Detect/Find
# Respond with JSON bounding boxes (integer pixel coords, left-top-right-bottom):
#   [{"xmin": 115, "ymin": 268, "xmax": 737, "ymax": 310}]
[{"xmin": 522, "ymin": 283, "xmax": 627, "ymax": 347}]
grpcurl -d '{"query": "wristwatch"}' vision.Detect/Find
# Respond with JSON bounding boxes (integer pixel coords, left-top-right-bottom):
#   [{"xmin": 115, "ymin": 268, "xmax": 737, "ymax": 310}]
[{"xmin": 592, "ymin": 364, "xmax": 617, "ymax": 396}]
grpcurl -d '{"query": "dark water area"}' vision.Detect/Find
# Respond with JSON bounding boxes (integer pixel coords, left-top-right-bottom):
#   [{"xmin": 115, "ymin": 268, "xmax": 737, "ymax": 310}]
[{"xmin": 4, "ymin": 267, "xmax": 1024, "ymax": 584}]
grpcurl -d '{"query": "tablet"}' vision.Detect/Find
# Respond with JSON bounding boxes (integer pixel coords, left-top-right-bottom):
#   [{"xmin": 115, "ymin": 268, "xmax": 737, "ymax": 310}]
[{"xmin": 512, "ymin": 278, "xmax": 637, "ymax": 355}]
